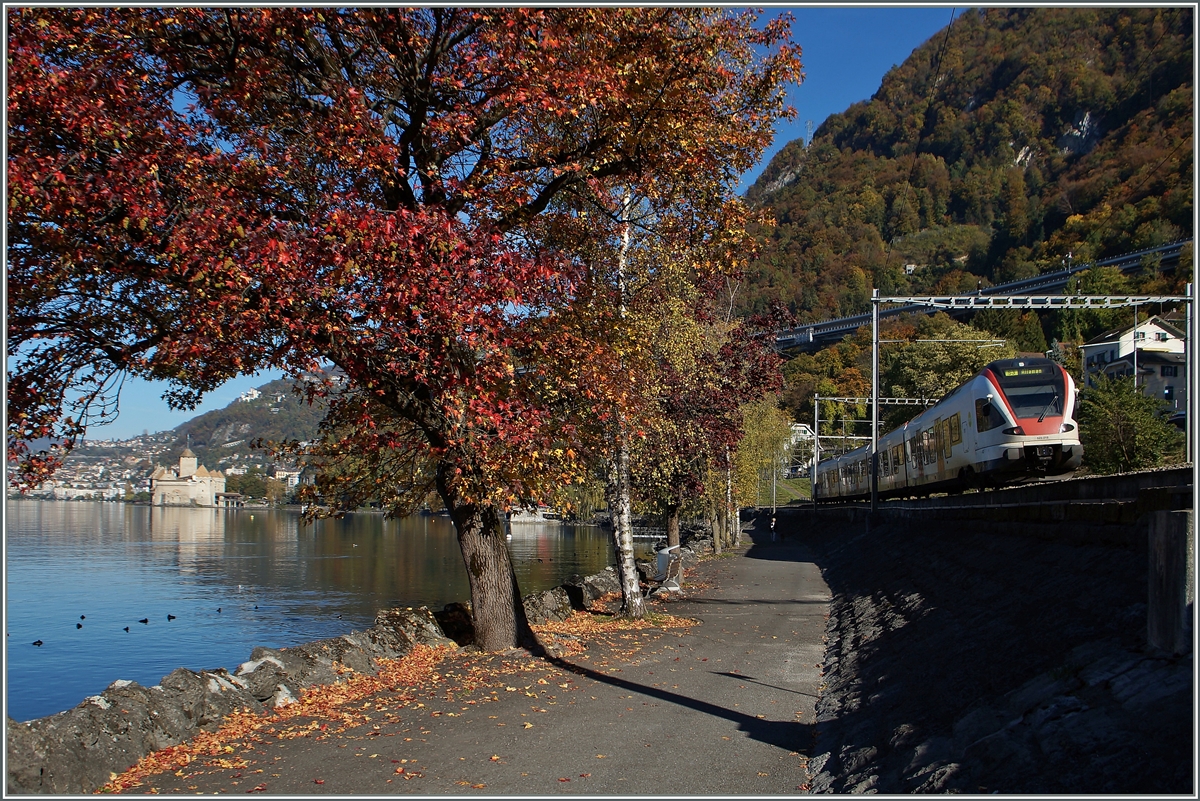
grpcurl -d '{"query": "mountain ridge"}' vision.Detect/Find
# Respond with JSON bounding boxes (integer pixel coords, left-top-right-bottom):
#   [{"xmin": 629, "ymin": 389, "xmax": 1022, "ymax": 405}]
[{"xmin": 744, "ymin": 7, "xmax": 1193, "ymax": 323}]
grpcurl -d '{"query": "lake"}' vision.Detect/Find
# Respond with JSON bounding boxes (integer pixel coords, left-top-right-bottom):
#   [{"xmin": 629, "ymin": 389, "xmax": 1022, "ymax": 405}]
[{"xmin": 4, "ymin": 500, "xmax": 637, "ymax": 722}]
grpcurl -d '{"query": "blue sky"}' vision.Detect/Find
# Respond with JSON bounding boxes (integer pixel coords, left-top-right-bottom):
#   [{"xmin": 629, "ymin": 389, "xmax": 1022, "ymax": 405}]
[{"xmin": 87, "ymin": 6, "xmax": 959, "ymax": 441}]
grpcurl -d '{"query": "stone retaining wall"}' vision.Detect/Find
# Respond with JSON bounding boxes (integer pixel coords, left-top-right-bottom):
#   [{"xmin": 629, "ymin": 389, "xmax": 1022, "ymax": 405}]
[{"xmin": 777, "ymin": 498, "xmax": 1193, "ymax": 794}]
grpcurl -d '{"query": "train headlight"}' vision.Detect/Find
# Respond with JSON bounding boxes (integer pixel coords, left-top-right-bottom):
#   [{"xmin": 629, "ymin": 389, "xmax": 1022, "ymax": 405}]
[
  {"xmin": 1059, "ymin": 423, "xmax": 1075, "ymax": 432},
  {"xmin": 1002, "ymin": 425, "xmax": 1025, "ymax": 435}
]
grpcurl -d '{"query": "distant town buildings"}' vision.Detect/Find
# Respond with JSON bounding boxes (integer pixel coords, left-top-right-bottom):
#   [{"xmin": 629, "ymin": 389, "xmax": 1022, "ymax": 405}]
[{"xmin": 273, "ymin": 469, "xmax": 302, "ymax": 490}]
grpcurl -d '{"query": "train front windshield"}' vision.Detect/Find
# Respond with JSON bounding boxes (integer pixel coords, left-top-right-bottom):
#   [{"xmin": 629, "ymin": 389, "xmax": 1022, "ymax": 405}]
[{"xmin": 994, "ymin": 363, "xmax": 1066, "ymax": 419}]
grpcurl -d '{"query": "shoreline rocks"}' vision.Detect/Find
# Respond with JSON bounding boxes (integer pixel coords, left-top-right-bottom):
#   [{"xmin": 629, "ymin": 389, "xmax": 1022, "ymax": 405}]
[
  {"xmin": 5, "ymin": 606, "xmax": 442, "ymax": 795},
  {"xmin": 6, "ymin": 562, "xmax": 646, "ymax": 795}
]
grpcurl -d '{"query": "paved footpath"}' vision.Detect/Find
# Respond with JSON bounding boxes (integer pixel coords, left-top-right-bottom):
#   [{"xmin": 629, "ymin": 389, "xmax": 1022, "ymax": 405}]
[{"xmin": 124, "ymin": 524, "xmax": 830, "ymax": 795}]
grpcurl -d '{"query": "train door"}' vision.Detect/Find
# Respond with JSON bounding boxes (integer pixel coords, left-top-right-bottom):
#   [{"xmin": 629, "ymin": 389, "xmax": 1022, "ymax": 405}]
[
  {"xmin": 907, "ymin": 429, "xmax": 916, "ymax": 484},
  {"xmin": 943, "ymin": 414, "xmax": 959, "ymax": 473},
  {"xmin": 973, "ymin": 394, "xmax": 1006, "ymax": 459},
  {"xmin": 933, "ymin": 417, "xmax": 946, "ymax": 478},
  {"xmin": 892, "ymin": 443, "xmax": 904, "ymax": 492}
]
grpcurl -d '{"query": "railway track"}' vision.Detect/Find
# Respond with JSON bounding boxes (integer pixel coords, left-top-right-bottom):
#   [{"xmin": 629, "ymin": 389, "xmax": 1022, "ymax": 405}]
[{"xmin": 792, "ymin": 465, "xmax": 1192, "ymax": 513}]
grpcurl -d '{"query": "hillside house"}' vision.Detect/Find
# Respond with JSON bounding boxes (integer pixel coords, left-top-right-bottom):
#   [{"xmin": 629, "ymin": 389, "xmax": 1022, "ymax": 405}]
[{"xmin": 1079, "ymin": 316, "xmax": 1188, "ymax": 412}]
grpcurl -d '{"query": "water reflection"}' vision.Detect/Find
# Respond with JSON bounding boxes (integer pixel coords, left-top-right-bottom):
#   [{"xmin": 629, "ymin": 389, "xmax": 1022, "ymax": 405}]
[{"xmin": 5, "ymin": 501, "xmax": 634, "ymax": 722}]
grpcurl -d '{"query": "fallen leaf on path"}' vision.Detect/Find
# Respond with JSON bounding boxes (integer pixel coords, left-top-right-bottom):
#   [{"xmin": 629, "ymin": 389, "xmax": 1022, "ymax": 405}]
[
  {"xmin": 313, "ymin": 779, "xmax": 324, "ymax": 785},
  {"xmin": 523, "ymin": 722, "xmax": 534, "ymax": 728}
]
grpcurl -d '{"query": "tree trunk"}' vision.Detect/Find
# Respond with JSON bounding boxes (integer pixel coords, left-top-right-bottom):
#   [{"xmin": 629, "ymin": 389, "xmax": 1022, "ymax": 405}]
[
  {"xmin": 725, "ymin": 446, "xmax": 735, "ymax": 550},
  {"xmin": 606, "ymin": 428, "xmax": 645, "ymax": 618},
  {"xmin": 711, "ymin": 506, "xmax": 723, "ymax": 554},
  {"xmin": 664, "ymin": 505, "xmax": 683, "ymax": 584},
  {"xmin": 438, "ymin": 466, "xmax": 532, "ymax": 651}
]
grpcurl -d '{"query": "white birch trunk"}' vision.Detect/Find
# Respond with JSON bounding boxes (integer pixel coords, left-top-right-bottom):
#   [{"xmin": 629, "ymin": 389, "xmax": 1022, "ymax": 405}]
[
  {"xmin": 726, "ymin": 445, "xmax": 735, "ymax": 549},
  {"xmin": 606, "ymin": 425, "xmax": 644, "ymax": 617},
  {"xmin": 605, "ymin": 191, "xmax": 644, "ymax": 617}
]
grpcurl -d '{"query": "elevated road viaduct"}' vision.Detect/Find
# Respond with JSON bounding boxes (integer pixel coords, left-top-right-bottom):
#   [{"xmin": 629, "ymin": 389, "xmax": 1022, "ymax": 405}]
[{"xmin": 776, "ymin": 239, "xmax": 1192, "ymax": 353}]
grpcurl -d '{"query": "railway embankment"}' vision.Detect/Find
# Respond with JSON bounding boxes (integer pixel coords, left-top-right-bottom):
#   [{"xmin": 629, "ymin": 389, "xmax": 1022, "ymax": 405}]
[{"xmin": 783, "ymin": 467, "xmax": 1194, "ymax": 794}]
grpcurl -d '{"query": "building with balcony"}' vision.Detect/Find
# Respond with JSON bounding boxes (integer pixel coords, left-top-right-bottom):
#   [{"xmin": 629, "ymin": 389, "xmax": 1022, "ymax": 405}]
[{"xmin": 1079, "ymin": 315, "xmax": 1188, "ymax": 412}]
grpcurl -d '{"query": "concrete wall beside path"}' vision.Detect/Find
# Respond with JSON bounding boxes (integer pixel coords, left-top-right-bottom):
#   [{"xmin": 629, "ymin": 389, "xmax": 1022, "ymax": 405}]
[{"xmin": 774, "ymin": 488, "xmax": 1193, "ymax": 794}]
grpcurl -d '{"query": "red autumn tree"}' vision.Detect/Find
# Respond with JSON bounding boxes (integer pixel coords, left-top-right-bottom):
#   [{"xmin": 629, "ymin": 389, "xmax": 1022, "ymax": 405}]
[{"xmin": 7, "ymin": 8, "xmax": 801, "ymax": 649}]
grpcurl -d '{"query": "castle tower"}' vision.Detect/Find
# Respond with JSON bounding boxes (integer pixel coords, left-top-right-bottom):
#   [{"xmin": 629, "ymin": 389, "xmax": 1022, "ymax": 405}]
[{"xmin": 178, "ymin": 447, "xmax": 198, "ymax": 478}]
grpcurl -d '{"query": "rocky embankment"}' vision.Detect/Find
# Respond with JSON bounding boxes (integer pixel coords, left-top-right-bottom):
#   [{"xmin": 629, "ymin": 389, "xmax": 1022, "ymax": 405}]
[
  {"xmin": 7, "ymin": 552, "xmax": 711, "ymax": 796},
  {"xmin": 791, "ymin": 508, "xmax": 1193, "ymax": 794}
]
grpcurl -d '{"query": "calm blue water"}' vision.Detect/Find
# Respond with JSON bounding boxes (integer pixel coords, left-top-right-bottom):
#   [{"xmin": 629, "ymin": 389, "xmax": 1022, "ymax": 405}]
[{"xmin": 4, "ymin": 500, "xmax": 630, "ymax": 722}]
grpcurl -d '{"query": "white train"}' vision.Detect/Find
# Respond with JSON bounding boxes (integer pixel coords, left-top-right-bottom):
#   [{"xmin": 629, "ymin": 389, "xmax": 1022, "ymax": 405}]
[{"xmin": 814, "ymin": 357, "xmax": 1083, "ymax": 501}]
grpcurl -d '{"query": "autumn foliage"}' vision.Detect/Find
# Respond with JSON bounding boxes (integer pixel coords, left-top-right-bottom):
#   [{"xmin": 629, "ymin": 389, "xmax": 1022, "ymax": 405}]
[{"xmin": 8, "ymin": 8, "xmax": 801, "ymax": 648}]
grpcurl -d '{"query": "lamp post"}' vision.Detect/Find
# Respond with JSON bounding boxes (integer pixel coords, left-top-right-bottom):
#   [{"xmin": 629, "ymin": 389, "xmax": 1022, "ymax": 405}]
[
  {"xmin": 771, "ymin": 446, "xmax": 777, "ymax": 516},
  {"xmin": 1132, "ymin": 304, "xmax": 1139, "ymax": 389},
  {"xmin": 1188, "ymin": 283, "xmax": 1193, "ymax": 463},
  {"xmin": 811, "ymin": 393, "xmax": 819, "ymax": 510},
  {"xmin": 871, "ymin": 289, "xmax": 880, "ymax": 512}
]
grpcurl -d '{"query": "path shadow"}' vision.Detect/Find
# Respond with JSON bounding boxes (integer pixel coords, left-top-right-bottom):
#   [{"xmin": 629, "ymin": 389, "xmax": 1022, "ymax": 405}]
[
  {"xmin": 738, "ymin": 509, "xmax": 824, "ymax": 564},
  {"xmin": 544, "ymin": 652, "xmax": 814, "ymax": 754}
]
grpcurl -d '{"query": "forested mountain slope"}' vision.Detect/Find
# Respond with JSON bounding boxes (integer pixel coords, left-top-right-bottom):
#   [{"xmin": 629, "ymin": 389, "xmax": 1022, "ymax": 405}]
[
  {"xmin": 745, "ymin": 7, "xmax": 1193, "ymax": 322},
  {"xmin": 167, "ymin": 377, "xmax": 327, "ymax": 470}
]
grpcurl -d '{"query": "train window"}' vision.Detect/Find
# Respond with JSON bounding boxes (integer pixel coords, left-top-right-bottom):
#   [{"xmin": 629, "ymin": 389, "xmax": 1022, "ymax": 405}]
[
  {"xmin": 993, "ymin": 363, "xmax": 1066, "ymax": 419},
  {"xmin": 924, "ymin": 429, "xmax": 935, "ymax": 464},
  {"xmin": 942, "ymin": 420, "xmax": 953, "ymax": 458},
  {"xmin": 892, "ymin": 445, "xmax": 901, "ymax": 472},
  {"xmin": 976, "ymin": 398, "xmax": 1004, "ymax": 432},
  {"xmin": 949, "ymin": 413, "xmax": 962, "ymax": 444}
]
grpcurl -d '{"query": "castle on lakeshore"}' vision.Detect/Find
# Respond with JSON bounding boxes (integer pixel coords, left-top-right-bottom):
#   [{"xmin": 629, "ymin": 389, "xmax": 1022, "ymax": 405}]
[{"xmin": 149, "ymin": 448, "xmax": 230, "ymax": 507}]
